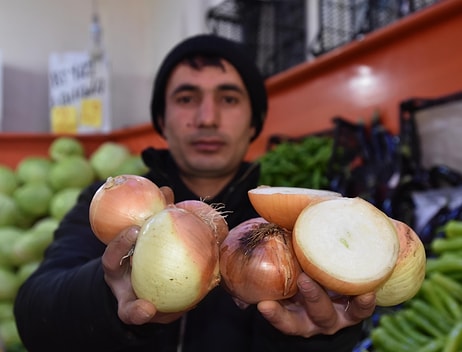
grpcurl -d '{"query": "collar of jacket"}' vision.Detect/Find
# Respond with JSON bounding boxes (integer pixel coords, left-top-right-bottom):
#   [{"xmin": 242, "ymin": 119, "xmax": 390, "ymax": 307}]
[{"xmin": 141, "ymin": 147, "xmax": 261, "ymax": 203}]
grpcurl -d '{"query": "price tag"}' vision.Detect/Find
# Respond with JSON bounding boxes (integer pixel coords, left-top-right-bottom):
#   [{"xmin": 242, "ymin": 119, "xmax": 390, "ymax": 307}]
[
  {"xmin": 80, "ymin": 98, "xmax": 103, "ymax": 127},
  {"xmin": 50, "ymin": 105, "xmax": 78, "ymax": 134}
]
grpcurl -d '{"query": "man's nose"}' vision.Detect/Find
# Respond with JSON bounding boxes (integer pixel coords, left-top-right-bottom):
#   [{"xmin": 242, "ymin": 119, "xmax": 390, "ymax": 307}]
[{"xmin": 196, "ymin": 96, "xmax": 219, "ymax": 128}]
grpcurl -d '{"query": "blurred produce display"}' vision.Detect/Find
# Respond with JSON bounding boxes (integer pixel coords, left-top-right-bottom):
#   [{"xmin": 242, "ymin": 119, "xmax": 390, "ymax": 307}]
[
  {"xmin": 0, "ymin": 137, "xmax": 147, "ymax": 352},
  {"xmin": 368, "ymin": 219, "xmax": 462, "ymax": 352},
  {"xmin": 258, "ymin": 135, "xmax": 333, "ymax": 189}
]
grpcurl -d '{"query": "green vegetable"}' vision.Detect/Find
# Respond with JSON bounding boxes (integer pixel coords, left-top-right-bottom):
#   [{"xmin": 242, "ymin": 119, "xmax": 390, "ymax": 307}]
[
  {"xmin": 90, "ymin": 142, "xmax": 131, "ymax": 180},
  {"xmin": 0, "ymin": 227, "xmax": 24, "ymax": 269},
  {"xmin": 48, "ymin": 156, "xmax": 95, "ymax": 191},
  {"xmin": 49, "ymin": 188, "xmax": 81, "ymax": 220},
  {"xmin": 426, "ymin": 256, "xmax": 462, "ymax": 275},
  {"xmin": 431, "ymin": 236, "xmax": 462, "ymax": 254},
  {"xmin": 0, "ymin": 268, "xmax": 18, "ymax": 301},
  {"xmin": 258, "ymin": 136, "xmax": 333, "ymax": 189},
  {"xmin": 113, "ymin": 155, "xmax": 148, "ymax": 176},
  {"xmin": 443, "ymin": 220, "xmax": 462, "ymax": 238},
  {"xmin": 15, "ymin": 156, "xmax": 52, "ymax": 184},
  {"xmin": 370, "ymin": 327, "xmax": 415, "ymax": 352},
  {"xmin": 0, "ymin": 194, "xmax": 19, "ymax": 227},
  {"xmin": 13, "ymin": 182, "xmax": 53, "ymax": 218},
  {"xmin": 444, "ymin": 321, "xmax": 462, "ymax": 352},
  {"xmin": 48, "ymin": 136, "xmax": 85, "ymax": 162},
  {"xmin": 393, "ymin": 310, "xmax": 431, "ymax": 345},
  {"xmin": 407, "ymin": 299, "xmax": 453, "ymax": 333},
  {"xmin": 0, "ymin": 165, "xmax": 18, "ymax": 196},
  {"xmin": 418, "ymin": 339, "xmax": 446, "ymax": 352},
  {"xmin": 378, "ymin": 314, "xmax": 422, "ymax": 347},
  {"xmin": 402, "ymin": 309, "xmax": 445, "ymax": 338}
]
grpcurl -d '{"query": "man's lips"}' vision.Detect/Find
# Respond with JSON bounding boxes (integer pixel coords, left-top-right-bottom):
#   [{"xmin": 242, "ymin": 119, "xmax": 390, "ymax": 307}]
[{"xmin": 191, "ymin": 139, "xmax": 225, "ymax": 152}]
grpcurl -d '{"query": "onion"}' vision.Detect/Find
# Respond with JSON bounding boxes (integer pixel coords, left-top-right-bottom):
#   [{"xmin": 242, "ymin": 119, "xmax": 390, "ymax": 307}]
[
  {"xmin": 219, "ymin": 217, "xmax": 301, "ymax": 305},
  {"xmin": 375, "ymin": 218, "xmax": 426, "ymax": 306},
  {"xmin": 89, "ymin": 175, "xmax": 167, "ymax": 244},
  {"xmin": 293, "ymin": 197, "xmax": 399, "ymax": 295},
  {"xmin": 131, "ymin": 206, "xmax": 220, "ymax": 313},
  {"xmin": 175, "ymin": 200, "xmax": 229, "ymax": 244},
  {"xmin": 248, "ymin": 186, "xmax": 341, "ymax": 230}
]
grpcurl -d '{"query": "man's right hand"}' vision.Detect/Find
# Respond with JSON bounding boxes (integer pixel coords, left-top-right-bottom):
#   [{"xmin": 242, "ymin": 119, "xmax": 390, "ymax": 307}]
[{"xmin": 102, "ymin": 225, "xmax": 184, "ymax": 325}]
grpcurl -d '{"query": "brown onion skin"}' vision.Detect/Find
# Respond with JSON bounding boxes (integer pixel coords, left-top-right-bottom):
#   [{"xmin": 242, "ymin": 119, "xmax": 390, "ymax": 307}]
[
  {"xmin": 248, "ymin": 186, "xmax": 340, "ymax": 230},
  {"xmin": 219, "ymin": 217, "xmax": 302, "ymax": 304},
  {"xmin": 175, "ymin": 200, "xmax": 229, "ymax": 245}
]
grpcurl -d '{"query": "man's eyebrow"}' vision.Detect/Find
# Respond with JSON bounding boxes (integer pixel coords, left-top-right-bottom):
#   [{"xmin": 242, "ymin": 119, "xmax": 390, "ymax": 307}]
[
  {"xmin": 170, "ymin": 83, "xmax": 246, "ymax": 96},
  {"xmin": 171, "ymin": 84, "xmax": 198, "ymax": 95},
  {"xmin": 216, "ymin": 84, "xmax": 247, "ymax": 96}
]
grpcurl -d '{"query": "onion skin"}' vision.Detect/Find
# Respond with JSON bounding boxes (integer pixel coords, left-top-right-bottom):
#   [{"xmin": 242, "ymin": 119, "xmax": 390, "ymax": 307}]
[
  {"xmin": 89, "ymin": 175, "xmax": 167, "ymax": 244},
  {"xmin": 219, "ymin": 217, "xmax": 301, "ymax": 304},
  {"xmin": 131, "ymin": 206, "xmax": 220, "ymax": 313},
  {"xmin": 248, "ymin": 186, "xmax": 340, "ymax": 230},
  {"xmin": 293, "ymin": 197, "xmax": 399, "ymax": 296},
  {"xmin": 175, "ymin": 200, "xmax": 229, "ymax": 245},
  {"xmin": 375, "ymin": 219, "xmax": 426, "ymax": 306}
]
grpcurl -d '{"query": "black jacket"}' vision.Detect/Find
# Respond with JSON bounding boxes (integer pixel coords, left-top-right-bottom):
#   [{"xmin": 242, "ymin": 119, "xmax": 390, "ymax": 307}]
[{"xmin": 14, "ymin": 148, "xmax": 362, "ymax": 352}]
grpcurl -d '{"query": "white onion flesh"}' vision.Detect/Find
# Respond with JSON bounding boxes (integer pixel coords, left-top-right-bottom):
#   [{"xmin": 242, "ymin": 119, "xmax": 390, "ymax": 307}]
[{"xmin": 293, "ymin": 197, "xmax": 399, "ymax": 295}]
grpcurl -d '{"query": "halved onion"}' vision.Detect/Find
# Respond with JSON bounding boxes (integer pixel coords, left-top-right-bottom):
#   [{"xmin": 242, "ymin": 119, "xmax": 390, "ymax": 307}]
[
  {"xmin": 248, "ymin": 186, "xmax": 340, "ymax": 230},
  {"xmin": 293, "ymin": 197, "xmax": 399, "ymax": 295},
  {"xmin": 131, "ymin": 206, "xmax": 220, "ymax": 313},
  {"xmin": 375, "ymin": 218, "xmax": 426, "ymax": 306}
]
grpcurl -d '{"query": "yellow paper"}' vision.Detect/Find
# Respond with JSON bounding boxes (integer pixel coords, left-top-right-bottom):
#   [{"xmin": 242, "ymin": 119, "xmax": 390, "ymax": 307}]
[
  {"xmin": 80, "ymin": 98, "xmax": 103, "ymax": 127},
  {"xmin": 50, "ymin": 105, "xmax": 78, "ymax": 134}
]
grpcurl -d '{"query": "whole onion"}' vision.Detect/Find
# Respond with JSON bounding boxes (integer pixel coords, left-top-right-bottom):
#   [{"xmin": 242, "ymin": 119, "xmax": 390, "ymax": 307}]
[
  {"xmin": 131, "ymin": 206, "xmax": 220, "ymax": 313},
  {"xmin": 219, "ymin": 217, "xmax": 301, "ymax": 305},
  {"xmin": 89, "ymin": 175, "xmax": 167, "ymax": 244},
  {"xmin": 375, "ymin": 218, "xmax": 426, "ymax": 306}
]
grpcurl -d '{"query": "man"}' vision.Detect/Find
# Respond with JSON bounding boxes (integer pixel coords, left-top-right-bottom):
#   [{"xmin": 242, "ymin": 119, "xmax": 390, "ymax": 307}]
[{"xmin": 14, "ymin": 34, "xmax": 375, "ymax": 352}]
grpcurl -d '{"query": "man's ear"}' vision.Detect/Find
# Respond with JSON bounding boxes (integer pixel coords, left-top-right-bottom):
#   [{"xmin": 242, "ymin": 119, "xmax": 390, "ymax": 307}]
[
  {"xmin": 156, "ymin": 115, "xmax": 165, "ymax": 136},
  {"xmin": 249, "ymin": 125, "xmax": 257, "ymax": 141}
]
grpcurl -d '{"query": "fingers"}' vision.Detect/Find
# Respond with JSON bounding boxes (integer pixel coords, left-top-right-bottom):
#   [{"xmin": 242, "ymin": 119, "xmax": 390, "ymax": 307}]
[
  {"xmin": 257, "ymin": 273, "xmax": 338, "ymax": 337},
  {"xmin": 160, "ymin": 186, "xmax": 175, "ymax": 204},
  {"xmin": 295, "ymin": 273, "xmax": 338, "ymax": 328},
  {"xmin": 257, "ymin": 273, "xmax": 376, "ymax": 338},
  {"xmin": 102, "ymin": 226, "xmax": 139, "ymax": 279},
  {"xmin": 346, "ymin": 292, "xmax": 376, "ymax": 321},
  {"xmin": 118, "ymin": 299, "xmax": 157, "ymax": 325}
]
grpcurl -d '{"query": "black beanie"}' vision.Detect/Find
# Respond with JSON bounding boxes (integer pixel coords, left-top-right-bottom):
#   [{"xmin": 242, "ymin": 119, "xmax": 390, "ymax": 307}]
[{"xmin": 150, "ymin": 34, "xmax": 268, "ymax": 141}]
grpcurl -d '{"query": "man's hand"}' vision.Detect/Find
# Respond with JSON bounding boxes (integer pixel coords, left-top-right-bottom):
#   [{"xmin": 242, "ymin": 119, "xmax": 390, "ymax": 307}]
[
  {"xmin": 257, "ymin": 272, "xmax": 376, "ymax": 337},
  {"xmin": 102, "ymin": 225, "xmax": 183, "ymax": 325}
]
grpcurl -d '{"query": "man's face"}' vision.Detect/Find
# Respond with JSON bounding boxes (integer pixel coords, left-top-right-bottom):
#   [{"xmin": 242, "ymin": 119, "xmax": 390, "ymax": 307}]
[{"xmin": 161, "ymin": 60, "xmax": 256, "ymax": 179}]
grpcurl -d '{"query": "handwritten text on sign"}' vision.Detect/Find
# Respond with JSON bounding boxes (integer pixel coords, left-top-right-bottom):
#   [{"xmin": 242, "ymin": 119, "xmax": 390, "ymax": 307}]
[{"xmin": 49, "ymin": 52, "xmax": 111, "ymax": 134}]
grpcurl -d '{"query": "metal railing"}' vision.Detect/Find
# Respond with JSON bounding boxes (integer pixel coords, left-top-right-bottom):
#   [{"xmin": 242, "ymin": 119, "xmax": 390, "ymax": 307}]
[{"xmin": 206, "ymin": 0, "xmax": 439, "ymax": 77}]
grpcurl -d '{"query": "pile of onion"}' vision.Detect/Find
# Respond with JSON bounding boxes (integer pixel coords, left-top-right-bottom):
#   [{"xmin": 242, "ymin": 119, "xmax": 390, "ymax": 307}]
[
  {"xmin": 89, "ymin": 174, "xmax": 228, "ymax": 312},
  {"xmin": 243, "ymin": 186, "xmax": 425, "ymax": 306}
]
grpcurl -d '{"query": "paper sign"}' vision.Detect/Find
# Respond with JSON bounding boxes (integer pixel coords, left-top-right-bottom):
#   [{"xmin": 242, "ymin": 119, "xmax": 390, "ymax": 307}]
[
  {"xmin": 48, "ymin": 52, "xmax": 111, "ymax": 134},
  {"xmin": 50, "ymin": 105, "xmax": 78, "ymax": 134}
]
